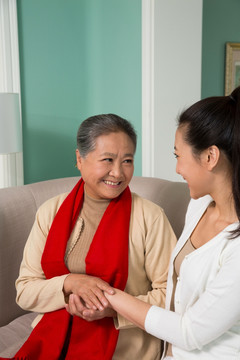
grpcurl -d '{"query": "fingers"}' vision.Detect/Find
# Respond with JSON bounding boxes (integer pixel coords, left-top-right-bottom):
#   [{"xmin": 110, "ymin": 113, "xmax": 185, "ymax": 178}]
[
  {"xmin": 80, "ymin": 289, "xmax": 106, "ymax": 311},
  {"xmin": 65, "ymin": 294, "xmax": 98, "ymax": 319},
  {"xmin": 96, "ymin": 281, "xmax": 115, "ymax": 295},
  {"xmin": 81, "ymin": 308, "xmax": 115, "ymax": 321},
  {"xmin": 83, "ymin": 278, "xmax": 114, "ymax": 309},
  {"xmin": 66, "ymin": 294, "xmax": 86, "ymax": 317},
  {"xmin": 66, "ymin": 294, "xmax": 109, "ymax": 321},
  {"xmin": 82, "ymin": 308, "xmax": 104, "ymax": 321},
  {"xmin": 64, "ymin": 274, "xmax": 115, "ymax": 311},
  {"xmin": 65, "ymin": 295, "xmax": 117, "ymax": 322}
]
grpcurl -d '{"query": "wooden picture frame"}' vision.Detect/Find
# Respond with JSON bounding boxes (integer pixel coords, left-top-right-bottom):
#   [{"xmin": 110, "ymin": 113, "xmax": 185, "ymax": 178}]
[{"xmin": 225, "ymin": 42, "xmax": 240, "ymax": 95}]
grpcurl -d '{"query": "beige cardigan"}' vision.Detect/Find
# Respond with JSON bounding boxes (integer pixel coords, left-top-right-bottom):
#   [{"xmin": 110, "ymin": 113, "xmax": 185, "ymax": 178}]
[{"xmin": 16, "ymin": 192, "xmax": 176, "ymax": 360}]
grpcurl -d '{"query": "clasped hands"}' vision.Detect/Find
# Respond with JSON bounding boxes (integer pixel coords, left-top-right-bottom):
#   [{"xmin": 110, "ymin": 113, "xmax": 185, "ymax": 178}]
[{"xmin": 63, "ymin": 273, "xmax": 116, "ymax": 321}]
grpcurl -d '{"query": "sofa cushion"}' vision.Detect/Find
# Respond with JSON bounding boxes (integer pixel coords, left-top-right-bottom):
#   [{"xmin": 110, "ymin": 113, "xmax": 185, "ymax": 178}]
[{"xmin": 0, "ymin": 312, "xmax": 37, "ymax": 357}]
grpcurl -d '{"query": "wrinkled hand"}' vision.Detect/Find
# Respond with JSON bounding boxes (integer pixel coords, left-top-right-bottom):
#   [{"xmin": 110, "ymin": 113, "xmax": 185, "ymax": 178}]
[
  {"xmin": 63, "ymin": 273, "xmax": 114, "ymax": 311},
  {"xmin": 65, "ymin": 293, "xmax": 117, "ymax": 321}
]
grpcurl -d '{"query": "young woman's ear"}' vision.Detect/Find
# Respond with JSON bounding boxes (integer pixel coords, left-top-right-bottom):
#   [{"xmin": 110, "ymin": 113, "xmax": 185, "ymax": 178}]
[{"xmin": 206, "ymin": 145, "xmax": 220, "ymax": 170}]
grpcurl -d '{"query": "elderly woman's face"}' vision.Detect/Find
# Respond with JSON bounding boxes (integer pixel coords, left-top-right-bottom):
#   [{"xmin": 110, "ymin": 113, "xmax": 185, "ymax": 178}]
[{"xmin": 76, "ymin": 131, "xmax": 135, "ymax": 199}]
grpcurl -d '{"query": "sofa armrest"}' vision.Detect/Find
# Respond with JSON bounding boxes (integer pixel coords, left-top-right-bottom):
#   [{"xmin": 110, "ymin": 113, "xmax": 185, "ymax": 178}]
[{"xmin": 0, "ymin": 177, "xmax": 79, "ymax": 326}]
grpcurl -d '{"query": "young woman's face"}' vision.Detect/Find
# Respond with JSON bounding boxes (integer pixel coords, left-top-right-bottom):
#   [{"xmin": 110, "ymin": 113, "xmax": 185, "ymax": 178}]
[
  {"xmin": 174, "ymin": 127, "xmax": 210, "ymax": 199},
  {"xmin": 76, "ymin": 131, "xmax": 134, "ymax": 200}
]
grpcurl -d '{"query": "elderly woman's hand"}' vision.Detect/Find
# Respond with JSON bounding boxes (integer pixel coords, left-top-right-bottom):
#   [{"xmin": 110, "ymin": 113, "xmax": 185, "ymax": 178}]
[
  {"xmin": 65, "ymin": 293, "xmax": 117, "ymax": 321},
  {"xmin": 63, "ymin": 273, "xmax": 114, "ymax": 311}
]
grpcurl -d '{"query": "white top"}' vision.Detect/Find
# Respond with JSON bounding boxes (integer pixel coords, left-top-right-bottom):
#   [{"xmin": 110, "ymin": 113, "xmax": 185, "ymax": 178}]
[{"xmin": 145, "ymin": 195, "xmax": 240, "ymax": 360}]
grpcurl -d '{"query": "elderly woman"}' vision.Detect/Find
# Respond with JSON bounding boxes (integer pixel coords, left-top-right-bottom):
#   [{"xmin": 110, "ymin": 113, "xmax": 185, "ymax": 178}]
[{"xmin": 5, "ymin": 114, "xmax": 176, "ymax": 360}]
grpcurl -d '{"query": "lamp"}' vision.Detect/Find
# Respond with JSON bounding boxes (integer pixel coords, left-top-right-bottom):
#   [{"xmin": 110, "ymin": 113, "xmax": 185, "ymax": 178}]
[{"xmin": 0, "ymin": 93, "xmax": 22, "ymax": 154}]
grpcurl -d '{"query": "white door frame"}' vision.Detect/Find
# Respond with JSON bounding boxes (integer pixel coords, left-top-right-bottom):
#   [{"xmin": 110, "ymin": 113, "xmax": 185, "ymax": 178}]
[
  {"xmin": 0, "ymin": 0, "xmax": 24, "ymax": 188},
  {"xmin": 142, "ymin": 0, "xmax": 155, "ymax": 177},
  {"xmin": 141, "ymin": 0, "xmax": 203, "ymax": 180}
]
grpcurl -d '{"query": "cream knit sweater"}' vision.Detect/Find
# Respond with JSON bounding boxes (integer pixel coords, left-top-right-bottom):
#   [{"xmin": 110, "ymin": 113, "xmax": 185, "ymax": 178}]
[{"xmin": 16, "ymin": 190, "xmax": 176, "ymax": 360}]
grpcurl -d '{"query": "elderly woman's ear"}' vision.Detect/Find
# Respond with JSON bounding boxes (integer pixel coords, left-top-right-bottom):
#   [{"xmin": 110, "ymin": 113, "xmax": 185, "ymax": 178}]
[{"xmin": 76, "ymin": 149, "xmax": 82, "ymax": 171}]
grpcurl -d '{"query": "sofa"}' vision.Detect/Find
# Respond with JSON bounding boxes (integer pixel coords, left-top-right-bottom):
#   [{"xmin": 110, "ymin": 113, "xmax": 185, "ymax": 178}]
[{"xmin": 0, "ymin": 176, "xmax": 190, "ymax": 357}]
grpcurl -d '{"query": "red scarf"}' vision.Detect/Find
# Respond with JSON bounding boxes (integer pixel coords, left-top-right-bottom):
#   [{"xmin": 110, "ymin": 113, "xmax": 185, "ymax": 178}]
[{"xmin": 2, "ymin": 179, "xmax": 131, "ymax": 360}]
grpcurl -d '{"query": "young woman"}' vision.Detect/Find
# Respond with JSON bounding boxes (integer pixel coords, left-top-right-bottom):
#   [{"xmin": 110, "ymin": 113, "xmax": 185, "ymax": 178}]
[
  {"xmin": 104, "ymin": 88, "xmax": 240, "ymax": 359},
  {"xmin": 2, "ymin": 114, "xmax": 176, "ymax": 360}
]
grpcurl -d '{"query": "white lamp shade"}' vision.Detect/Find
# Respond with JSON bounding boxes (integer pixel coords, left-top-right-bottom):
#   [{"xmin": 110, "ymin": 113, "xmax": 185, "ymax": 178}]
[{"xmin": 0, "ymin": 93, "xmax": 22, "ymax": 154}]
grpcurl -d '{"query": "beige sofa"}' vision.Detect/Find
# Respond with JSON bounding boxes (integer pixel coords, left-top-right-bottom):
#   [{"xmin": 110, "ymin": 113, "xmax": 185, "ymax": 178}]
[{"xmin": 0, "ymin": 176, "xmax": 190, "ymax": 356}]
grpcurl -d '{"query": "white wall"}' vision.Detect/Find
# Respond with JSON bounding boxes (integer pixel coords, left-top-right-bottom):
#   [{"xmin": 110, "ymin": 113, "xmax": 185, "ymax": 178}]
[{"xmin": 142, "ymin": 0, "xmax": 203, "ymax": 181}]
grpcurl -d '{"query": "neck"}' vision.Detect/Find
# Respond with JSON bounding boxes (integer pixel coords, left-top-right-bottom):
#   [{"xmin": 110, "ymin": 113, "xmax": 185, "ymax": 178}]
[{"xmin": 210, "ymin": 178, "xmax": 237, "ymax": 224}]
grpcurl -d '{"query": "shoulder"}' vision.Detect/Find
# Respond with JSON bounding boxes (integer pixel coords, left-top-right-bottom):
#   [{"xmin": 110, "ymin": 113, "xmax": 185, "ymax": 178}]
[
  {"xmin": 176, "ymin": 195, "xmax": 213, "ymax": 243},
  {"xmin": 36, "ymin": 192, "xmax": 69, "ymax": 226},
  {"xmin": 131, "ymin": 192, "xmax": 167, "ymax": 225},
  {"xmin": 38, "ymin": 192, "xmax": 69, "ymax": 212},
  {"xmin": 185, "ymin": 195, "xmax": 213, "ymax": 221},
  {"xmin": 221, "ymin": 227, "xmax": 240, "ymax": 259},
  {"xmin": 130, "ymin": 192, "xmax": 176, "ymax": 252},
  {"xmin": 131, "ymin": 192, "xmax": 164, "ymax": 214}
]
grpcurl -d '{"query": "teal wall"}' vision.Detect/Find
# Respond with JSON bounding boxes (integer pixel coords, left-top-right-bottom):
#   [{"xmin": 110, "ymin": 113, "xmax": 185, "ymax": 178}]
[
  {"xmin": 18, "ymin": 0, "xmax": 240, "ymax": 184},
  {"xmin": 202, "ymin": 0, "xmax": 240, "ymax": 98},
  {"xmin": 17, "ymin": 0, "xmax": 142, "ymax": 184}
]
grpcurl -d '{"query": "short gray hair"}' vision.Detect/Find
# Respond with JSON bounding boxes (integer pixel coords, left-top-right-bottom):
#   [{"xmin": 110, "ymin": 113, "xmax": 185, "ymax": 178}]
[{"xmin": 77, "ymin": 113, "xmax": 137, "ymax": 157}]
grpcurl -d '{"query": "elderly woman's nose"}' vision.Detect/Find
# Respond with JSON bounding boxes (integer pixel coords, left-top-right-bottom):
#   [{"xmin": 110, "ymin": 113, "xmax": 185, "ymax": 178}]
[{"xmin": 109, "ymin": 163, "xmax": 122, "ymax": 177}]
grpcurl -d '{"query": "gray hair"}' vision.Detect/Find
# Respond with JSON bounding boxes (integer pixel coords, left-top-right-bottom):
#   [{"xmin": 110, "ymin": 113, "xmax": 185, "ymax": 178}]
[{"xmin": 77, "ymin": 113, "xmax": 137, "ymax": 157}]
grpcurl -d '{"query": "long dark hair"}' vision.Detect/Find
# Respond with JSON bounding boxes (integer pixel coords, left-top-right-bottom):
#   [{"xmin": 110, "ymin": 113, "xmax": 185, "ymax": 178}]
[{"xmin": 178, "ymin": 86, "xmax": 240, "ymax": 238}]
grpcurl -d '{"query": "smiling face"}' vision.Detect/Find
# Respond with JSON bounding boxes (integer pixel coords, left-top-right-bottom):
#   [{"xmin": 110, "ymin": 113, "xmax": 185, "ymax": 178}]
[
  {"xmin": 174, "ymin": 127, "xmax": 212, "ymax": 199},
  {"xmin": 76, "ymin": 131, "xmax": 135, "ymax": 200}
]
